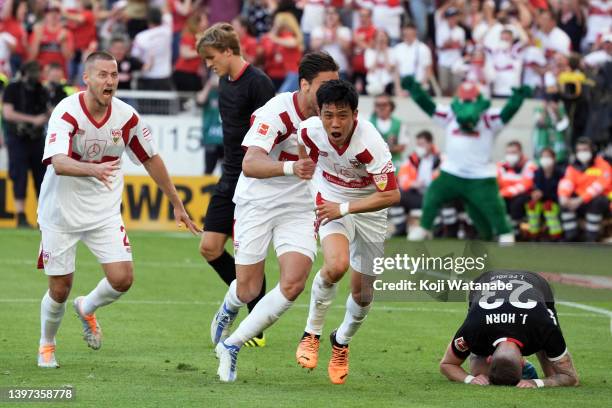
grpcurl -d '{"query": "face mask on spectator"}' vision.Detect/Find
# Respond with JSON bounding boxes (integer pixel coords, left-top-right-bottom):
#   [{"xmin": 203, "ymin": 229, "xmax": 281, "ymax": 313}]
[
  {"xmin": 500, "ymin": 40, "xmax": 512, "ymax": 50},
  {"xmin": 539, "ymin": 156, "xmax": 554, "ymax": 169},
  {"xmin": 415, "ymin": 146, "xmax": 427, "ymax": 158},
  {"xmin": 505, "ymin": 153, "xmax": 520, "ymax": 166},
  {"xmin": 576, "ymin": 151, "xmax": 592, "ymax": 164}
]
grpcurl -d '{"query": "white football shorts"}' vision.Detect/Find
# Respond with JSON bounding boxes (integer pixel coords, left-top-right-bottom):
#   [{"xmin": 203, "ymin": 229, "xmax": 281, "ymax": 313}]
[
  {"xmin": 233, "ymin": 202, "xmax": 317, "ymax": 265},
  {"xmin": 38, "ymin": 216, "xmax": 133, "ymax": 275},
  {"xmin": 318, "ymin": 209, "xmax": 387, "ymax": 276}
]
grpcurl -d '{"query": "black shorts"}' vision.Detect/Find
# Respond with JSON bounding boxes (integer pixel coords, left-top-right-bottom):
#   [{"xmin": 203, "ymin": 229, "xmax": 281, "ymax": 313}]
[{"xmin": 203, "ymin": 175, "xmax": 238, "ymax": 236}]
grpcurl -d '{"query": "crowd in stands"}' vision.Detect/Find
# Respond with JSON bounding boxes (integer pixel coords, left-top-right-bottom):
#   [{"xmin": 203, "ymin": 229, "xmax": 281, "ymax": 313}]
[{"xmin": 0, "ymin": 0, "xmax": 610, "ymax": 240}]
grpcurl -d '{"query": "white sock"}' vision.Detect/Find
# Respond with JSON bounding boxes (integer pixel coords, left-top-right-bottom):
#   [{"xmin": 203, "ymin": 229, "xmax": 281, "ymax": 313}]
[
  {"xmin": 335, "ymin": 295, "xmax": 371, "ymax": 345},
  {"xmin": 82, "ymin": 278, "xmax": 124, "ymax": 315},
  {"xmin": 225, "ymin": 284, "xmax": 292, "ymax": 347},
  {"xmin": 304, "ymin": 271, "xmax": 338, "ymax": 336},
  {"xmin": 223, "ymin": 280, "xmax": 245, "ymax": 313},
  {"xmin": 40, "ymin": 291, "xmax": 66, "ymax": 345}
]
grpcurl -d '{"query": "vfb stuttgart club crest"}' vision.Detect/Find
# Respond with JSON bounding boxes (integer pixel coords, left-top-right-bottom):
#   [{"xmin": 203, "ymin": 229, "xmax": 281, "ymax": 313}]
[{"xmin": 111, "ymin": 129, "xmax": 122, "ymax": 144}]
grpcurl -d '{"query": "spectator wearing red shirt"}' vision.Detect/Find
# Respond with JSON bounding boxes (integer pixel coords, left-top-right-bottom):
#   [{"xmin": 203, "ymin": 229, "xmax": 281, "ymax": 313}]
[
  {"xmin": 62, "ymin": 0, "xmax": 97, "ymax": 83},
  {"xmin": 232, "ymin": 16, "xmax": 259, "ymax": 64},
  {"xmin": 259, "ymin": 12, "xmax": 303, "ymax": 92},
  {"xmin": 1, "ymin": 0, "xmax": 28, "ymax": 76},
  {"xmin": 352, "ymin": 7, "xmax": 376, "ymax": 94},
  {"xmin": 168, "ymin": 0, "xmax": 195, "ymax": 64},
  {"xmin": 28, "ymin": 3, "xmax": 74, "ymax": 79},
  {"xmin": 173, "ymin": 12, "xmax": 208, "ymax": 91}
]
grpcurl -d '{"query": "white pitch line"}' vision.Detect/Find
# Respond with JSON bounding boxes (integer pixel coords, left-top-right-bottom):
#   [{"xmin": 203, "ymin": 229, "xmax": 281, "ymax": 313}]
[
  {"xmin": 0, "ymin": 298, "xmax": 607, "ymax": 319},
  {"xmin": 558, "ymin": 301, "xmax": 612, "ymax": 335}
]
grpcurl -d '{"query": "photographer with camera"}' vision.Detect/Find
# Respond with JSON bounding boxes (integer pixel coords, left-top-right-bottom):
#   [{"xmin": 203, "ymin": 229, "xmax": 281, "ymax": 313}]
[{"xmin": 2, "ymin": 61, "xmax": 50, "ymax": 227}]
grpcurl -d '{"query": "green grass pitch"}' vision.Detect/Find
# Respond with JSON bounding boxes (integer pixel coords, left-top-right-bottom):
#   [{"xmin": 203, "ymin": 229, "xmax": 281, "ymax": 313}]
[{"xmin": 1, "ymin": 229, "xmax": 611, "ymax": 407}]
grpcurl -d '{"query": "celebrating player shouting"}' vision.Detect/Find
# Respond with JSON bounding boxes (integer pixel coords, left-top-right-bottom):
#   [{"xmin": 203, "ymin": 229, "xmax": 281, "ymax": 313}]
[
  {"xmin": 211, "ymin": 52, "xmax": 339, "ymax": 382},
  {"xmin": 440, "ymin": 270, "xmax": 579, "ymax": 388},
  {"xmin": 296, "ymin": 80, "xmax": 400, "ymax": 384},
  {"xmin": 36, "ymin": 52, "xmax": 200, "ymax": 368}
]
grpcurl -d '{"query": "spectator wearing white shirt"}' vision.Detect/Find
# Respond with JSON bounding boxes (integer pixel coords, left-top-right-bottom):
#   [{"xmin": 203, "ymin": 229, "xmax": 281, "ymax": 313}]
[
  {"xmin": 584, "ymin": 0, "xmax": 612, "ymax": 51},
  {"xmin": 131, "ymin": 7, "xmax": 173, "ymax": 90},
  {"xmin": 300, "ymin": 0, "xmax": 326, "ymax": 47},
  {"xmin": 522, "ymin": 32, "xmax": 550, "ymax": 97},
  {"xmin": 392, "ymin": 23, "xmax": 432, "ymax": 95},
  {"xmin": 310, "ymin": 6, "xmax": 352, "ymax": 79},
  {"xmin": 486, "ymin": 29, "xmax": 524, "ymax": 97},
  {"xmin": 364, "ymin": 29, "xmax": 396, "ymax": 95},
  {"xmin": 360, "ymin": 0, "xmax": 404, "ymax": 45},
  {"xmin": 534, "ymin": 9, "xmax": 571, "ymax": 58},
  {"xmin": 435, "ymin": 6, "xmax": 466, "ymax": 96},
  {"xmin": 584, "ymin": 33, "xmax": 612, "ymax": 68}
]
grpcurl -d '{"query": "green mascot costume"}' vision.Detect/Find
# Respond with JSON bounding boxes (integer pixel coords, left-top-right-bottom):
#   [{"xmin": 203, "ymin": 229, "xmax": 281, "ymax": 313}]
[{"xmin": 402, "ymin": 76, "xmax": 532, "ymax": 242}]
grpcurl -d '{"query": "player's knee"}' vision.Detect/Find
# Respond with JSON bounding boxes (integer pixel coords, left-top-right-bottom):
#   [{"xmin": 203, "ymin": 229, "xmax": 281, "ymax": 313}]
[
  {"xmin": 351, "ymin": 288, "xmax": 373, "ymax": 307},
  {"xmin": 49, "ymin": 280, "xmax": 72, "ymax": 303},
  {"xmin": 108, "ymin": 268, "xmax": 134, "ymax": 293},
  {"xmin": 280, "ymin": 279, "xmax": 306, "ymax": 301},
  {"xmin": 324, "ymin": 257, "xmax": 349, "ymax": 282},
  {"xmin": 199, "ymin": 240, "xmax": 223, "ymax": 261},
  {"xmin": 236, "ymin": 284, "xmax": 258, "ymax": 304}
]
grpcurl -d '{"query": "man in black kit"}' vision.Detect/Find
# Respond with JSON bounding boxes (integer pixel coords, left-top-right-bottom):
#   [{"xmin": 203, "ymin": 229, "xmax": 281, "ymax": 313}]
[
  {"xmin": 196, "ymin": 23, "xmax": 276, "ymax": 347},
  {"xmin": 440, "ymin": 270, "xmax": 579, "ymax": 388}
]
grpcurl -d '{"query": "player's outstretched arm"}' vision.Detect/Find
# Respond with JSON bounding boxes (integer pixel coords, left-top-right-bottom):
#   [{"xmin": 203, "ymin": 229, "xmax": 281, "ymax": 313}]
[
  {"xmin": 242, "ymin": 146, "xmax": 315, "ymax": 180},
  {"xmin": 440, "ymin": 343, "xmax": 489, "ymax": 386},
  {"xmin": 143, "ymin": 154, "xmax": 202, "ymax": 235},
  {"xmin": 51, "ymin": 154, "xmax": 120, "ymax": 190},
  {"xmin": 400, "ymin": 75, "xmax": 436, "ymax": 117},
  {"xmin": 518, "ymin": 352, "xmax": 579, "ymax": 388}
]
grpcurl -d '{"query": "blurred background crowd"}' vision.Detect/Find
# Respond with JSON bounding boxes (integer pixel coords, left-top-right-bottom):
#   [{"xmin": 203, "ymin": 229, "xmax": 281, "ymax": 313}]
[{"xmin": 0, "ymin": 0, "xmax": 610, "ymax": 241}]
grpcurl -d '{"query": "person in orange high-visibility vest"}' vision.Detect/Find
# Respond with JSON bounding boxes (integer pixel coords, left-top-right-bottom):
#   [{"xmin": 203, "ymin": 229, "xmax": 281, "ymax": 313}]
[
  {"xmin": 396, "ymin": 130, "xmax": 441, "ymax": 236},
  {"xmin": 558, "ymin": 137, "xmax": 611, "ymax": 242},
  {"xmin": 496, "ymin": 140, "xmax": 537, "ymax": 238}
]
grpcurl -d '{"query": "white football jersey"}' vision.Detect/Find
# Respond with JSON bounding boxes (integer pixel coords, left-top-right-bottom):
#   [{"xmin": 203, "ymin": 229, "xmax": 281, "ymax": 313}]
[
  {"xmin": 298, "ymin": 117, "xmax": 397, "ymax": 203},
  {"xmin": 432, "ymin": 104, "xmax": 504, "ymax": 179},
  {"xmin": 38, "ymin": 92, "xmax": 156, "ymax": 232},
  {"xmin": 233, "ymin": 92, "xmax": 313, "ymax": 210}
]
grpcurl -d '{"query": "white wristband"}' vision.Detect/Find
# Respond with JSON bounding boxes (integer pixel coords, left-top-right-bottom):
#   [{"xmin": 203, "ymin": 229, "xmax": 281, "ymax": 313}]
[
  {"xmin": 464, "ymin": 375, "xmax": 475, "ymax": 384},
  {"xmin": 534, "ymin": 379, "xmax": 544, "ymax": 388},
  {"xmin": 339, "ymin": 202, "xmax": 350, "ymax": 216},
  {"xmin": 283, "ymin": 161, "xmax": 295, "ymax": 176}
]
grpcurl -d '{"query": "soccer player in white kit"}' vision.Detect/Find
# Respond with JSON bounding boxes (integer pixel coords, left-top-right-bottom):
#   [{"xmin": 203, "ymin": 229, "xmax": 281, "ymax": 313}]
[
  {"xmin": 36, "ymin": 52, "xmax": 201, "ymax": 368},
  {"xmin": 295, "ymin": 80, "xmax": 400, "ymax": 384},
  {"xmin": 211, "ymin": 52, "xmax": 339, "ymax": 382}
]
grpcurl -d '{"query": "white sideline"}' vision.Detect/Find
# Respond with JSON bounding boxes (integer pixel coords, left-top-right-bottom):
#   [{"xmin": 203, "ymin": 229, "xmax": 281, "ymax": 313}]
[{"xmin": 558, "ymin": 301, "xmax": 612, "ymax": 335}]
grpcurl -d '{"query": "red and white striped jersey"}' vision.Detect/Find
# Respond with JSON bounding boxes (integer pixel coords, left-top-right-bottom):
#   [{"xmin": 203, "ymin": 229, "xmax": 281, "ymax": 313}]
[
  {"xmin": 233, "ymin": 92, "xmax": 313, "ymax": 210},
  {"xmin": 298, "ymin": 117, "xmax": 397, "ymax": 203},
  {"xmin": 38, "ymin": 92, "xmax": 156, "ymax": 232}
]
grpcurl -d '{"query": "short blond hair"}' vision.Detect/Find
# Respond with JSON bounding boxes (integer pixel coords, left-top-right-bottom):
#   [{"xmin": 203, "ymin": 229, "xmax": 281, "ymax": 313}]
[{"xmin": 197, "ymin": 23, "xmax": 241, "ymax": 56}]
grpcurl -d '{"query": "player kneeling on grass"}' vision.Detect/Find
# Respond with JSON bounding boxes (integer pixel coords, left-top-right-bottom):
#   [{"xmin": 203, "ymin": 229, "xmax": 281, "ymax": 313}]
[
  {"xmin": 295, "ymin": 80, "xmax": 400, "ymax": 384},
  {"xmin": 440, "ymin": 270, "xmax": 579, "ymax": 388},
  {"xmin": 36, "ymin": 51, "xmax": 201, "ymax": 368}
]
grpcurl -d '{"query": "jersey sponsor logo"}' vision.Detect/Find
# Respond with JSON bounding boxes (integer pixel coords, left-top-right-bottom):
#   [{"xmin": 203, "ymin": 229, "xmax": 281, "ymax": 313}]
[
  {"xmin": 319, "ymin": 150, "xmax": 329, "ymax": 157},
  {"xmin": 111, "ymin": 129, "xmax": 122, "ymax": 144},
  {"xmin": 454, "ymin": 337, "xmax": 469, "ymax": 352},
  {"xmin": 257, "ymin": 123, "xmax": 270, "ymax": 136},
  {"xmin": 76, "ymin": 129, "xmax": 85, "ymax": 136},
  {"xmin": 49, "ymin": 133, "xmax": 57, "ymax": 144},
  {"xmin": 373, "ymin": 173, "xmax": 388, "ymax": 191},
  {"xmin": 84, "ymin": 139, "xmax": 107, "ymax": 161}
]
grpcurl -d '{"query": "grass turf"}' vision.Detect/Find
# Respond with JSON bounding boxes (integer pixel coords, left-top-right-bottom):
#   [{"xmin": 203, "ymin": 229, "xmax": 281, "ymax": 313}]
[{"xmin": 0, "ymin": 229, "xmax": 611, "ymax": 407}]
